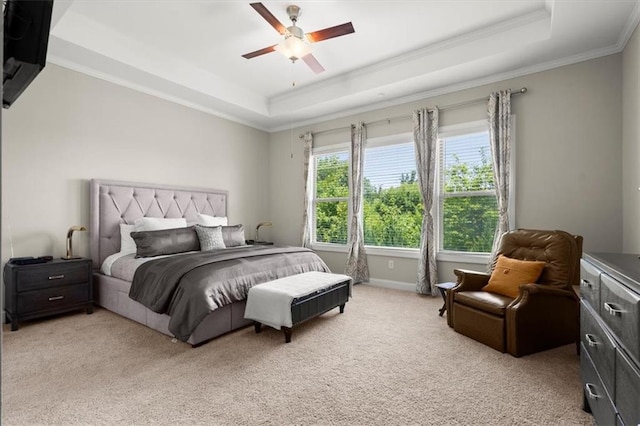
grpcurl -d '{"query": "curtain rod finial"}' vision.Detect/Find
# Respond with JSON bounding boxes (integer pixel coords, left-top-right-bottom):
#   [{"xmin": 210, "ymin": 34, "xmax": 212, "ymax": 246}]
[{"xmin": 519, "ymin": 87, "xmax": 527, "ymax": 94}]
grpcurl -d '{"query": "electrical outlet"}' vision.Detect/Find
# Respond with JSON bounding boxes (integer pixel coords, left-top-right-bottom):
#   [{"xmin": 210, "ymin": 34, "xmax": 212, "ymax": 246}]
[{"xmin": 388, "ymin": 260, "xmax": 394, "ymax": 269}]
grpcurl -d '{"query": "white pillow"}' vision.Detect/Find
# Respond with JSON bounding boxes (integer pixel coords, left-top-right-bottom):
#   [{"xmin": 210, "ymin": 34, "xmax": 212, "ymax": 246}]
[
  {"xmin": 197, "ymin": 213, "xmax": 228, "ymax": 227},
  {"xmin": 120, "ymin": 224, "xmax": 137, "ymax": 253},
  {"xmin": 134, "ymin": 217, "xmax": 188, "ymax": 232}
]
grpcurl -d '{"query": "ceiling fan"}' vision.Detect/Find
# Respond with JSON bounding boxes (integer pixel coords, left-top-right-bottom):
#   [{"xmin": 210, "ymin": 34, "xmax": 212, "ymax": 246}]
[{"xmin": 242, "ymin": 3, "xmax": 355, "ymax": 74}]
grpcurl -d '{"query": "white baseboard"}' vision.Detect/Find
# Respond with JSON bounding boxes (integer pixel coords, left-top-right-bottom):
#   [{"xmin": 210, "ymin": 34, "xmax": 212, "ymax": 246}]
[{"xmin": 363, "ymin": 278, "xmax": 415, "ymax": 292}]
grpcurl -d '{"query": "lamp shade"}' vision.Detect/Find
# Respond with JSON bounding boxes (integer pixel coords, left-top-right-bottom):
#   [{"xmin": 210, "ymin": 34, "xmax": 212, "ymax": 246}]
[{"xmin": 274, "ymin": 36, "xmax": 311, "ymax": 62}]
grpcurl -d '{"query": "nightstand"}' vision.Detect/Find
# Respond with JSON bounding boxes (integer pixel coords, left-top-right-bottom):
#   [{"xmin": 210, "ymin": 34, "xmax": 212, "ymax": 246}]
[{"xmin": 4, "ymin": 258, "xmax": 93, "ymax": 331}]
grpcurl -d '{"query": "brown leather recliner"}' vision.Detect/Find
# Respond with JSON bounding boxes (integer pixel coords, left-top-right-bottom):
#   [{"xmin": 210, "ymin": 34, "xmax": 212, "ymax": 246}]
[{"xmin": 446, "ymin": 229, "xmax": 582, "ymax": 357}]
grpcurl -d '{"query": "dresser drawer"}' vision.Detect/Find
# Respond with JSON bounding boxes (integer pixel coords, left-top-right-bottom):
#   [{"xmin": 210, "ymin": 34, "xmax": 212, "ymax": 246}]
[
  {"xmin": 600, "ymin": 274, "xmax": 640, "ymax": 362},
  {"xmin": 581, "ymin": 343, "xmax": 617, "ymax": 425},
  {"xmin": 580, "ymin": 259, "xmax": 601, "ymax": 312},
  {"xmin": 581, "ymin": 302, "xmax": 616, "ymax": 394},
  {"xmin": 616, "ymin": 349, "xmax": 640, "ymax": 426},
  {"xmin": 16, "ymin": 262, "xmax": 90, "ymax": 292},
  {"xmin": 17, "ymin": 284, "xmax": 90, "ymax": 315}
]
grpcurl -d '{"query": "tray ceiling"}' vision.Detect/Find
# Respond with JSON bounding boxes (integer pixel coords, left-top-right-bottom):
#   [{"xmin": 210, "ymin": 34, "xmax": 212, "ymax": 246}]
[{"xmin": 48, "ymin": 0, "xmax": 640, "ymax": 131}]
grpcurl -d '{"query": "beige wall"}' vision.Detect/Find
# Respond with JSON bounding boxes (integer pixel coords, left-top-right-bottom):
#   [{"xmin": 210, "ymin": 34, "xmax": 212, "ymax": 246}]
[
  {"xmin": 269, "ymin": 54, "xmax": 623, "ymax": 284},
  {"xmin": 623, "ymin": 23, "xmax": 640, "ymax": 253},
  {"xmin": 1, "ymin": 52, "xmax": 627, "ymax": 287},
  {"xmin": 1, "ymin": 64, "xmax": 270, "ymax": 263}
]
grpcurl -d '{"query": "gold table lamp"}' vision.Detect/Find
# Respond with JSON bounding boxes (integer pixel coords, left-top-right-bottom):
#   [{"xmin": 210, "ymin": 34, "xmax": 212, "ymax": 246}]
[
  {"xmin": 255, "ymin": 222, "xmax": 272, "ymax": 243},
  {"xmin": 63, "ymin": 225, "xmax": 87, "ymax": 260}
]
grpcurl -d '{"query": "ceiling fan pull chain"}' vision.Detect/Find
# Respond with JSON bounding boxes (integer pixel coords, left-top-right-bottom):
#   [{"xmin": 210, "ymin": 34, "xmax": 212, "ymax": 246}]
[{"xmin": 291, "ymin": 61, "xmax": 297, "ymax": 87}]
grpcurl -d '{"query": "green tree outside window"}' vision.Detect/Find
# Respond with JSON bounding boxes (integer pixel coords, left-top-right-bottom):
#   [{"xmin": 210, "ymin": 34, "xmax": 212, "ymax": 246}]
[{"xmin": 314, "ymin": 143, "xmax": 498, "ymax": 252}]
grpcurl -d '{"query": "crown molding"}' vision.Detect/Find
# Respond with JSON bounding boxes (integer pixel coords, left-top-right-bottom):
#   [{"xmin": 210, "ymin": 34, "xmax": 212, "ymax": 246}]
[
  {"xmin": 269, "ymin": 8, "xmax": 550, "ymax": 104},
  {"xmin": 617, "ymin": 0, "xmax": 640, "ymax": 50},
  {"xmin": 46, "ymin": 54, "xmax": 272, "ymax": 133},
  {"xmin": 268, "ymin": 43, "xmax": 622, "ymax": 133}
]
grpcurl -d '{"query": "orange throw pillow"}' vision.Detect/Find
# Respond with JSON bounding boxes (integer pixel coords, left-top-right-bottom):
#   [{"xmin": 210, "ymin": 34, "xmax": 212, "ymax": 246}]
[{"xmin": 482, "ymin": 255, "xmax": 546, "ymax": 298}]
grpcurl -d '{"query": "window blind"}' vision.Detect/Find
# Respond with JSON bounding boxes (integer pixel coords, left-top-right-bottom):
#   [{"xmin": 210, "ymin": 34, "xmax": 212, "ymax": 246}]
[
  {"xmin": 439, "ymin": 131, "xmax": 498, "ymax": 253},
  {"xmin": 363, "ymin": 143, "xmax": 422, "ymax": 248},
  {"xmin": 314, "ymin": 152, "xmax": 349, "ymax": 244}
]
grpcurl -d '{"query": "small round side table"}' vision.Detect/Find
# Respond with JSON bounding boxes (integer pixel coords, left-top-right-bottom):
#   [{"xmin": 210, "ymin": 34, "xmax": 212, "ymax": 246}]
[{"xmin": 435, "ymin": 282, "xmax": 456, "ymax": 317}]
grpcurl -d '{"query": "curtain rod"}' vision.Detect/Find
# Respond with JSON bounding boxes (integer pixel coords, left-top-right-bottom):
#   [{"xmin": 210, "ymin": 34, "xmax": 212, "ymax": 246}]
[{"xmin": 299, "ymin": 87, "xmax": 527, "ymax": 139}]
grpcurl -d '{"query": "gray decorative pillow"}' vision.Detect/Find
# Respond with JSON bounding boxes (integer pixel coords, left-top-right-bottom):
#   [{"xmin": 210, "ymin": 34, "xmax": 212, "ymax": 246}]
[
  {"xmin": 221, "ymin": 224, "xmax": 246, "ymax": 247},
  {"xmin": 195, "ymin": 225, "xmax": 226, "ymax": 251},
  {"xmin": 131, "ymin": 226, "xmax": 200, "ymax": 258}
]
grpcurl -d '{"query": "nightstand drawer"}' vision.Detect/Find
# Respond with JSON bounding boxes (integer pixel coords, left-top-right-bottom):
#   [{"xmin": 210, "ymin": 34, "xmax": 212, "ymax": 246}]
[
  {"xmin": 17, "ymin": 284, "xmax": 90, "ymax": 314},
  {"xmin": 16, "ymin": 263, "xmax": 90, "ymax": 292}
]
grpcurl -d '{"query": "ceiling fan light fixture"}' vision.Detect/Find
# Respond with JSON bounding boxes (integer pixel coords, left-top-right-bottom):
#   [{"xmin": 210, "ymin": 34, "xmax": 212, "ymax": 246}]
[
  {"xmin": 243, "ymin": 3, "xmax": 354, "ymax": 73},
  {"xmin": 274, "ymin": 35, "xmax": 311, "ymax": 62}
]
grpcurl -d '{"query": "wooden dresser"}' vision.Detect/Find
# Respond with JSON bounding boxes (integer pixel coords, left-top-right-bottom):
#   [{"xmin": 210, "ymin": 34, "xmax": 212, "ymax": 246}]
[{"xmin": 580, "ymin": 253, "xmax": 640, "ymax": 425}]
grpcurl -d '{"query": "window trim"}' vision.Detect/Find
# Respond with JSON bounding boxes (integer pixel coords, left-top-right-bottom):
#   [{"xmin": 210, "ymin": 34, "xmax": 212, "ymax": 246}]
[
  {"xmin": 311, "ymin": 134, "xmax": 420, "ymax": 253},
  {"xmin": 311, "ymin": 145, "xmax": 350, "ymax": 247},
  {"xmin": 434, "ymin": 118, "xmax": 516, "ymax": 259}
]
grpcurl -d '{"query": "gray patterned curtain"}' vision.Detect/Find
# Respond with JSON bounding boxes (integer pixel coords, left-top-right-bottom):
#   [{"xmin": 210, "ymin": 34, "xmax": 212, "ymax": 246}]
[
  {"xmin": 413, "ymin": 108, "xmax": 439, "ymax": 295},
  {"xmin": 345, "ymin": 122, "xmax": 369, "ymax": 283},
  {"xmin": 301, "ymin": 132, "xmax": 313, "ymax": 248},
  {"xmin": 488, "ymin": 90, "xmax": 512, "ymax": 263}
]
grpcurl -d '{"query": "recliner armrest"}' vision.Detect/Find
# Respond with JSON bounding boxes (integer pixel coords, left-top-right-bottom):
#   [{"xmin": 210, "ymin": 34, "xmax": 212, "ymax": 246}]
[
  {"xmin": 447, "ymin": 269, "xmax": 491, "ymax": 327},
  {"xmin": 517, "ymin": 283, "xmax": 578, "ymax": 301},
  {"xmin": 453, "ymin": 269, "xmax": 491, "ymax": 292}
]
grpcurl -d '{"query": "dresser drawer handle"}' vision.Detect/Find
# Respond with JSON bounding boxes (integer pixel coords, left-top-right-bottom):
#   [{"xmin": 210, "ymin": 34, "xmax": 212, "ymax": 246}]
[
  {"xmin": 48, "ymin": 275, "xmax": 65, "ymax": 280},
  {"xmin": 604, "ymin": 302, "xmax": 624, "ymax": 316},
  {"xmin": 48, "ymin": 296, "xmax": 64, "ymax": 301},
  {"xmin": 580, "ymin": 279, "xmax": 593, "ymax": 289},
  {"xmin": 585, "ymin": 383, "xmax": 600, "ymax": 400},
  {"xmin": 585, "ymin": 334, "xmax": 599, "ymax": 347}
]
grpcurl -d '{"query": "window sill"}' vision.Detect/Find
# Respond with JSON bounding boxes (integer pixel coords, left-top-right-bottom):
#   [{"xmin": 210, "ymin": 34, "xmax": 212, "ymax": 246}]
[
  {"xmin": 311, "ymin": 243, "xmax": 420, "ymax": 259},
  {"xmin": 310, "ymin": 243, "xmax": 348, "ymax": 253},
  {"xmin": 310, "ymin": 243, "xmax": 490, "ymax": 265},
  {"xmin": 436, "ymin": 251, "xmax": 490, "ymax": 265}
]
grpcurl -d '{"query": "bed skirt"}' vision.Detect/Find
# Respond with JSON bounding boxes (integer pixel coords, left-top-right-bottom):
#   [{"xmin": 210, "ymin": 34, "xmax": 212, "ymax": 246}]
[{"xmin": 93, "ymin": 272, "xmax": 252, "ymax": 346}]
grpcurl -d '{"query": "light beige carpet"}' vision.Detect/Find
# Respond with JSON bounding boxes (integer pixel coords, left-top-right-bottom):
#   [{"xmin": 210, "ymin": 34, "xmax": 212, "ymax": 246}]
[{"xmin": 2, "ymin": 285, "xmax": 591, "ymax": 425}]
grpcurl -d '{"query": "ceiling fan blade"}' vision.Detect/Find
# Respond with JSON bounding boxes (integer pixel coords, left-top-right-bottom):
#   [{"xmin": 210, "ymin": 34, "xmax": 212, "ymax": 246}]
[
  {"xmin": 302, "ymin": 54, "xmax": 325, "ymax": 74},
  {"xmin": 242, "ymin": 44, "xmax": 277, "ymax": 59},
  {"xmin": 306, "ymin": 22, "xmax": 354, "ymax": 43},
  {"xmin": 250, "ymin": 3, "xmax": 287, "ymax": 35}
]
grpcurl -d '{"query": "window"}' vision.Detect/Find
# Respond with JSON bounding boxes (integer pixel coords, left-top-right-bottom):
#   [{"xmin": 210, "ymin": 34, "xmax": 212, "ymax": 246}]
[
  {"xmin": 310, "ymin": 120, "xmax": 513, "ymax": 261},
  {"xmin": 311, "ymin": 135, "xmax": 422, "ymax": 251},
  {"xmin": 437, "ymin": 125, "xmax": 499, "ymax": 253},
  {"xmin": 363, "ymin": 140, "xmax": 422, "ymax": 249},
  {"xmin": 313, "ymin": 150, "xmax": 349, "ymax": 244}
]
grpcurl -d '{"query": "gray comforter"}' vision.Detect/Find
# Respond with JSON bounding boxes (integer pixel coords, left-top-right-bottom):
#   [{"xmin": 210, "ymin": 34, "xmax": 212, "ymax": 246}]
[{"xmin": 129, "ymin": 245, "xmax": 330, "ymax": 341}]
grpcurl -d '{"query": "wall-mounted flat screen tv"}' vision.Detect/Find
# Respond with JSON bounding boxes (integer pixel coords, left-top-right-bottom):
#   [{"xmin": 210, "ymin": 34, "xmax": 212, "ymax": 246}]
[{"xmin": 3, "ymin": 0, "xmax": 54, "ymax": 109}]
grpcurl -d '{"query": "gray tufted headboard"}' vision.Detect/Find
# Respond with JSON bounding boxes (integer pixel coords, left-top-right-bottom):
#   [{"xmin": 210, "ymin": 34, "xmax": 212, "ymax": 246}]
[{"xmin": 90, "ymin": 179, "xmax": 228, "ymax": 269}]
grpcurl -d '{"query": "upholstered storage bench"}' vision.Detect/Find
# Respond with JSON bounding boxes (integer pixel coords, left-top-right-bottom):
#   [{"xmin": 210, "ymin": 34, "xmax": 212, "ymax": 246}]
[{"xmin": 244, "ymin": 271, "xmax": 352, "ymax": 343}]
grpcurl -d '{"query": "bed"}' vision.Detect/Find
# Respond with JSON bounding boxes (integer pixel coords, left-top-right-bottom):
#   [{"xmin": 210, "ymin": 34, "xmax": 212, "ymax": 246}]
[{"xmin": 89, "ymin": 179, "xmax": 330, "ymax": 346}]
